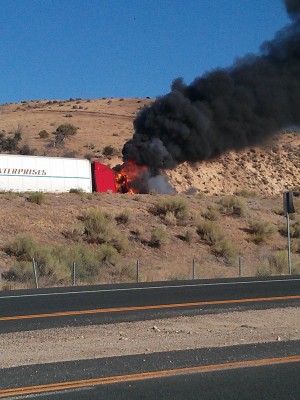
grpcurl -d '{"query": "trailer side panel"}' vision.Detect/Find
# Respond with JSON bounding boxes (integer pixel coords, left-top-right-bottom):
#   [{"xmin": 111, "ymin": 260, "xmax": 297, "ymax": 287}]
[{"xmin": 0, "ymin": 154, "xmax": 92, "ymax": 192}]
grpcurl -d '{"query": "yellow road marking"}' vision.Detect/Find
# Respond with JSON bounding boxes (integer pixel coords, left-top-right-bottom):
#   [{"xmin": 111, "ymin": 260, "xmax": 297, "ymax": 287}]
[
  {"xmin": 0, "ymin": 355, "xmax": 300, "ymax": 397},
  {"xmin": 0, "ymin": 294, "xmax": 299, "ymax": 322}
]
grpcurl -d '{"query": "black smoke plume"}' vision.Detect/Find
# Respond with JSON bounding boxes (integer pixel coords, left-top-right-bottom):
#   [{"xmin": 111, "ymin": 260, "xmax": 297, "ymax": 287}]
[{"xmin": 123, "ymin": 0, "xmax": 300, "ymax": 171}]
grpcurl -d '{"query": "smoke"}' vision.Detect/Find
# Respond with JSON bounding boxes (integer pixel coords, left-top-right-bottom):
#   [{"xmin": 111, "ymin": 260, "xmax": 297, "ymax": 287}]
[{"xmin": 123, "ymin": 0, "xmax": 300, "ymax": 170}]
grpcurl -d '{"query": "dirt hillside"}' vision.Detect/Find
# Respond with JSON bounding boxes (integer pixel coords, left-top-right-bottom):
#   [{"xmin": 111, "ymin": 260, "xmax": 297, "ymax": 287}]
[{"xmin": 0, "ymin": 98, "xmax": 299, "ymax": 288}]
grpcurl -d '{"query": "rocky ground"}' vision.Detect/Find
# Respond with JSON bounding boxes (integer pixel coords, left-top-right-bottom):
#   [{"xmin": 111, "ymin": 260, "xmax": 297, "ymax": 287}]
[{"xmin": 1, "ymin": 307, "xmax": 299, "ymax": 369}]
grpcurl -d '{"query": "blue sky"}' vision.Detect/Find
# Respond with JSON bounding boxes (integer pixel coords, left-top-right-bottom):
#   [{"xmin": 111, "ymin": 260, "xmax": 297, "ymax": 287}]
[{"xmin": 0, "ymin": 0, "xmax": 290, "ymax": 104}]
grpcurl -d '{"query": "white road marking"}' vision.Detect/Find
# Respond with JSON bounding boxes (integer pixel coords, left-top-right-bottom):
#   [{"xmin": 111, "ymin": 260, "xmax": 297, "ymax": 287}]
[{"xmin": 0, "ymin": 278, "xmax": 299, "ymax": 300}]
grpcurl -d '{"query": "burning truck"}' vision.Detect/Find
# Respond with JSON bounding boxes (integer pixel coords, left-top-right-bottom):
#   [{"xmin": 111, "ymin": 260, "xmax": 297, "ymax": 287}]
[{"xmin": 0, "ymin": 154, "xmax": 152, "ymax": 194}]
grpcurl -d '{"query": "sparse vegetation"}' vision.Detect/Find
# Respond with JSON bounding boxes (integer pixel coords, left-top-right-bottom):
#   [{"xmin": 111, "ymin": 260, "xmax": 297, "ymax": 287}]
[
  {"xmin": 279, "ymin": 221, "xmax": 300, "ymax": 238},
  {"xmin": 53, "ymin": 123, "xmax": 78, "ymax": 145},
  {"xmin": 219, "ymin": 195, "xmax": 248, "ymax": 217},
  {"xmin": 196, "ymin": 220, "xmax": 236, "ymax": 262},
  {"xmin": 27, "ymin": 192, "xmax": 45, "ymax": 205},
  {"xmin": 38, "ymin": 130, "xmax": 49, "ymax": 139},
  {"xmin": 81, "ymin": 209, "xmax": 128, "ymax": 253},
  {"xmin": 115, "ymin": 209, "xmax": 131, "ymax": 225},
  {"xmin": 102, "ymin": 145, "xmax": 118, "ymax": 156},
  {"xmin": 150, "ymin": 226, "xmax": 168, "ymax": 247},
  {"xmin": 153, "ymin": 197, "xmax": 188, "ymax": 220},
  {"xmin": 248, "ymin": 220, "xmax": 276, "ymax": 244}
]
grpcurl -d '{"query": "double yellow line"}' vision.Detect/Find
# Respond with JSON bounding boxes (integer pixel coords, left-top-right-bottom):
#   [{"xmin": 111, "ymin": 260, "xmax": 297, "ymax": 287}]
[
  {"xmin": 0, "ymin": 294, "xmax": 299, "ymax": 322},
  {"xmin": 1, "ymin": 355, "xmax": 300, "ymax": 397}
]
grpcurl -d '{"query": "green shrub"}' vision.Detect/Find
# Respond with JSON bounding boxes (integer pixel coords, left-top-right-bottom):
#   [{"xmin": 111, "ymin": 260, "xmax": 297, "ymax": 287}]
[
  {"xmin": 255, "ymin": 265, "xmax": 272, "ymax": 277},
  {"xmin": 27, "ymin": 191, "xmax": 45, "ymax": 205},
  {"xmin": 279, "ymin": 221, "xmax": 300, "ymax": 238},
  {"xmin": 2, "ymin": 261, "xmax": 34, "ymax": 282},
  {"xmin": 164, "ymin": 211, "xmax": 177, "ymax": 226},
  {"xmin": 82, "ymin": 209, "xmax": 128, "ymax": 253},
  {"xmin": 248, "ymin": 220, "xmax": 276, "ymax": 244},
  {"xmin": 150, "ymin": 226, "xmax": 168, "ymax": 247},
  {"xmin": 115, "ymin": 209, "xmax": 130, "ymax": 225},
  {"xmin": 268, "ymin": 250, "xmax": 288, "ymax": 274},
  {"xmin": 153, "ymin": 197, "xmax": 188, "ymax": 219},
  {"xmin": 196, "ymin": 220, "xmax": 236, "ymax": 261},
  {"xmin": 38, "ymin": 130, "xmax": 49, "ymax": 139},
  {"xmin": 184, "ymin": 228, "xmax": 195, "ymax": 244},
  {"xmin": 235, "ymin": 189, "xmax": 257, "ymax": 198},
  {"xmin": 196, "ymin": 220, "xmax": 224, "ymax": 245},
  {"xmin": 202, "ymin": 205, "xmax": 220, "ymax": 221},
  {"xmin": 53, "ymin": 123, "xmax": 78, "ymax": 144},
  {"xmin": 109, "ymin": 263, "xmax": 136, "ymax": 283},
  {"xmin": 219, "ymin": 195, "xmax": 248, "ymax": 217},
  {"xmin": 5, "ymin": 234, "xmax": 38, "ymax": 260},
  {"xmin": 102, "ymin": 145, "xmax": 117, "ymax": 156},
  {"xmin": 69, "ymin": 188, "xmax": 85, "ymax": 194}
]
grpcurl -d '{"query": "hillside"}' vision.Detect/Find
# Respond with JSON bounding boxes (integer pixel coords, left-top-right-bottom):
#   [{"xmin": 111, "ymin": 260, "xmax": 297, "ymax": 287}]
[{"xmin": 0, "ymin": 98, "xmax": 299, "ymax": 289}]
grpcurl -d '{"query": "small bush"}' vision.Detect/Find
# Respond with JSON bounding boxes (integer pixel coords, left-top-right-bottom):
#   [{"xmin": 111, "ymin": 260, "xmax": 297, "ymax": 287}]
[
  {"xmin": 115, "ymin": 209, "xmax": 130, "ymax": 225},
  {"xmin": 53, "ymin": 123, "xmax": 78, "ymax": 144},
  {"xmin": 38, "ymin": 130, "xmax": 49, "ymax": 139},
  {"xmin": 153, "ymin": 197, "xmax": 188, "ymax": 219},
  {"xmin": 102, "ymin": 145, "xmax": 117, "ymax": 156},
  {"xmin": 248, "ymin": 220, "xmax": 276, "ymax": 244},
  {"xmin": 196, "ymin": 220, "xmax": 224, "ymax": 245},
  {"xmin": 235, "ymin": 189, "xmax": 257, "ymax": 198},
  {"xmin": 19, "ymin": 144, "xmax": 36, "ymax": 155},
  {"xmin": 268, "ymin": 250, "xmax": 288, "ymax": 274},
  {"xmin": 196, "ymin": 220, "xmax": 236, "ymax": 261},
  {"xmin": 184, "ymin": 228, "xmax": 195, "ymax": 244},
  {"xmin": 150, "ymin": 226, "xmax": 168, "ymax": 247},
  {"xmin": 255, "ymin": 265, "xmax": 272, "ymax": 277},
  {"xmin": 27, "ymin": 192, "xmax": 45, "ymax": 205},
  {"xmin": 164, "ymin": 211, "xmax": 177, "ymax": 226},
  {"xmin": 69, "ymin": 188, "xmax": 85, "ymax": 194},
  {"xmin": 202, "ymin": 205, "xmax": 220, "ymax": 221},
  {"xmin": 5, "ymin": 234, "xmax": 38, "ymax": 260},
  {"xmin": 219, "ymin": 195, "xmax": 248, "ymax": 217},
  {"xmin": 82, "ymin": 209, "xmax": 128, "ymax": 253},
  {"xmin": 279, "ymin": 221, "xmax": 300, "ymax": 238}
]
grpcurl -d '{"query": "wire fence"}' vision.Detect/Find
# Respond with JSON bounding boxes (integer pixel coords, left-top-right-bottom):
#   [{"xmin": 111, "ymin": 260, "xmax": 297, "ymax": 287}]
[{"xmin": 1, "ymin": 254, "xmax": 296, "ymax": 291}]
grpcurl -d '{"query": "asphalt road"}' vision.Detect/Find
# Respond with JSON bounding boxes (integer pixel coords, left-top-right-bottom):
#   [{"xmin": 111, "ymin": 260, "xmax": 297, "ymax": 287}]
[
  {"xmin": 1, "ymin": 340, "xmax": 299, "ymax": 399},
  {"xmin": 0, "ymin": 275, "xmax": 299, "ymax": 332}
]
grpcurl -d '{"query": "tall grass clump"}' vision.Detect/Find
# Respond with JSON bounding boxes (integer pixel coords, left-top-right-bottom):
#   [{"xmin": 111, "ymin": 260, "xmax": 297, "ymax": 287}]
[
  {"xmin": 235, "ymin": 189, "xmax": 257, "ymax": 198},
  {"xmin": 27, "ymin": 191, "xmax": 45, "ymax": 205},
  {"xmin": 248, "ymin": 220, "xmax": 276, "ymax": 244},
  {"xmin": 196, "ymin": 220, "xmax": 236, "ymax": 262},
  {"xmin": 82, "ymin": 209, "xmax": 128, "ymax": 253},
  {"xmin": 268, "ymin": 250, "xmax": 288, "ymax": 274},
  {"xmin": 150, "ymin": 225, "xmax": 168, "ymax": 247},
  {"xmin": 219, "ymin": 195, "xmax": 248, "ymax": 217},
  {"xmin": 202, "ymin": 205, "xmax": 220, "ymax": 221},
  {"xmin": 279, "ymin": 221, "xmax": 300, "ymax": 238},
  {"xmin": 115, "ymin": 209, "xmax": 130, "ymax": 225},
  {"xmin": 152, "ymin": 197, "xmax": 188, "ymax": 221}
]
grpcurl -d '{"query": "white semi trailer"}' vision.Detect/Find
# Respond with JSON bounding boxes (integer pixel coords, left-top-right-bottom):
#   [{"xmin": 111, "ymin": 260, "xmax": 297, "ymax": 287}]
[{"xmin": 0, "ymin": 154, "xmax": 93, "ymax": 193}]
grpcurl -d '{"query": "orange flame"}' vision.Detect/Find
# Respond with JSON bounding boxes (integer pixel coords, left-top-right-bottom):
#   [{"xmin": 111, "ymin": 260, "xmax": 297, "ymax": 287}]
[{"xmin": 114, "ymin": 161, "xmax": 149, "ymax": 194}]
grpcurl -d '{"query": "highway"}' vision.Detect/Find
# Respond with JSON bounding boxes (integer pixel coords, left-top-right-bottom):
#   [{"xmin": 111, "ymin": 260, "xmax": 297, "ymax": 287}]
[
  {"xmin": 0, "ymin": 276, "xmax": 299, "ymax": 398},
  {"xmin": 0, "ymin": 275, "xmax": 300, "ymax": 332},
  {"xmin": 0, "ymin": 340, "xmax": 299, "ymax": 399}
]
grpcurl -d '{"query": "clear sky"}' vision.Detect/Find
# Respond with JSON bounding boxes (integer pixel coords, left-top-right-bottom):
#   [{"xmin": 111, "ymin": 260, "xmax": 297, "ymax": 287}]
[{"xmin": 0, "ymin": 0, "xmax": 290, "ymax": 104}]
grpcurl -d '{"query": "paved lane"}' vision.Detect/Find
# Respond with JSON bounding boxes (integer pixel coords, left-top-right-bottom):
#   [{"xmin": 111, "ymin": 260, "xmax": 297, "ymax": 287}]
[
  {"xmin": 0, "ymin": 276, "xmax": 299, "ymax": 332},
  {"xmin": 1, "ymin": 341, "xmax": 299, "ymax": 399}
]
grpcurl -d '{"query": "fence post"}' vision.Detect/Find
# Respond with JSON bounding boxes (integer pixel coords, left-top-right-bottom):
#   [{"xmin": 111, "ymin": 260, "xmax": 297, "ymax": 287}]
[
  {"xmin": 238, "ymin": 255, "xmax": 243, "ymax": 277},
  {"xmin": 192, "ymin": 258, "xmax": 195, "ymax": 280},
  {"xmin": 72, "ymin": 262, "xmax": 76, "ymax": 286},
  {"xmin": 32, "ymin": 258, "xmax": 39, "ymax": 289},
  {"xmin": 136, "ymin": 260, "xmax": 140, "ymax": 283}
]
